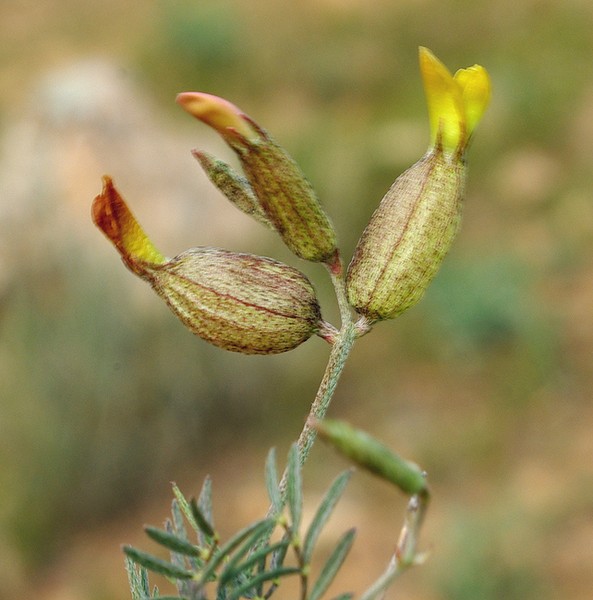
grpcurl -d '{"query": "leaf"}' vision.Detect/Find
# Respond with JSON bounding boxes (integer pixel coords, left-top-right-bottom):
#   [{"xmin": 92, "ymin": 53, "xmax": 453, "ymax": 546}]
[
  {"xmin": 163, "ymin": 516, "xmax": 195, "ymax": 597},
  {"xmin": 227, "ymin": 566, "xmax": 301, "ymax": 600},
  {"xmin": 123, "ymin": 546, "xmax": 194, "ymax": 580},
  {"xmin": 286, "ymin": 444, "xmax": 302, "ymax": 532},
  {"xmin": 190, "ymin": 497, "xmax": 216, "ymax": 539},
  {"xmin": 303, "ymin": 470, "xmax": 352, "ymax": 564},
  {"xmin": 164, "ymin": 519, "xmax": 193, "ymax": 596},
  {"xmin": 199, "ymin": 518, "xmax": 275, "ymax": 586},
  {"xmin": 172, "ymin": 483, "xmax": 199, "ymax": 531},
  {"xmin": 197, "ymin": 476, "xmax": 215, "ymax": 543},
  {"xmin": 140, "ymin": 565, "xmax": 150, "ymax": 596},
  {"xmin": 125, "ymin": 556, "xmax": 150, "ymax": 599},
  {"xmin": 171, "ymin": 500, "xmax": 189, "ymax": 541},
  {"xmin": 308, "ymin": 528, "xmax": 356, "ymax": 600},
  {"xmin": 330, "ymin": 594, "xmax": 354, "ymax": 600},
  {"xmin": 145, "ymin": 526, "xmax": 201, "ymax": 557},
  {"xmin": 265, "ymin": 447, "xmax": 282, "ymax": 515},
  {"xmin": 220, "ymin": 538, "xmax": 289, "ymax": 585},
  {"xmin": 217, "ymin": 520, "xmax": 276, "ymax": 584},
  {"xmin": 171, "ymin": 501, "xmax": 201, "ymax": 571},
  {"xmin": 270, "ymin": 532, "xmax": 290, "ymax": 570}
]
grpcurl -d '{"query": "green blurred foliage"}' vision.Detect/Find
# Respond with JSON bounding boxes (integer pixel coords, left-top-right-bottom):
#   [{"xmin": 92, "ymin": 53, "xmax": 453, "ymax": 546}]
[{"xmin": 1, "ymin": 0, "xmax": 593, "ymax": 598}]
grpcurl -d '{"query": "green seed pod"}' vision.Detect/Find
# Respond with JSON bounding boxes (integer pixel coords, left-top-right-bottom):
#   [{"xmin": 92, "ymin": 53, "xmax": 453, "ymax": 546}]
[
  {"xmin": 143, "ymin": 248, "xmax": 323, "ymax": 354},
  {"xmin": 314, "ymin": 419, "xmax": 428, "ymax": 496},
  {"xmin": 346, "ymin": 148, "xmax": 465, "ymax": 321}
]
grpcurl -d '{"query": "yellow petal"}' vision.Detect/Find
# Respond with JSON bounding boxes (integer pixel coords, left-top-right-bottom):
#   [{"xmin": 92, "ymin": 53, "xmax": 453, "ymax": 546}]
[
  {"xmin": 419, "ymin": 47, "xmax": 465, "ymax": 152},
  {"xmin": 176, "ymin": 92, "xmax": 259, "ymax": 142},
  {"xmin": 454, "ymin": 65, "xmax": 491, "ymax": 138},
  {"xmin": 92, "ymin": 176, "xmax": 165, "ymax": 273}
]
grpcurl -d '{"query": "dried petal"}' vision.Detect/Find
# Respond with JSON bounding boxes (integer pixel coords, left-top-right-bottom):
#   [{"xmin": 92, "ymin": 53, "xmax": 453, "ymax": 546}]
[{"xmin": 92, "ymin": 176, "xmax": 166, "ymax": 275}]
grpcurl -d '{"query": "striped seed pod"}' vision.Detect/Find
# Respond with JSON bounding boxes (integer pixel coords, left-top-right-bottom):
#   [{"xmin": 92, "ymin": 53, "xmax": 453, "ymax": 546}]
[
  {"xmin": 143, "ymin": 248, "xmax": 323, "ymax": 355},
  {"xmin": 346, "ymin": 148, "xmax": 465, "ymax": 321}
]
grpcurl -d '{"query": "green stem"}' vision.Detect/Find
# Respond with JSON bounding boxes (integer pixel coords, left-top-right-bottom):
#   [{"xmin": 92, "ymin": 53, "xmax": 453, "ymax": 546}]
[{"xmin": 329, "ymin": 265, "xmax": 353, "ymax": 330}]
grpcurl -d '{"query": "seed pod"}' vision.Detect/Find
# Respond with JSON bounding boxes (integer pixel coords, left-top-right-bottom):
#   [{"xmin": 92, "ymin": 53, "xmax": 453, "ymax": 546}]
[
  {"xmin": 346, "ymin": 148, "xmax": 464, "ymax": 321},
  {"xmin": 314, "ymin": 418, "xmax": 428, "ymax": 496},
  {"xmin": 143, "ymin": 248, "xmax": 323, "ymax": 354},
  {"xmin": 232, "ymin": 117, "xmax": 338, "ymax": 264},
  {"xmin": 176, "ymin": 92, "xmax": 338, "ymax": 264}
]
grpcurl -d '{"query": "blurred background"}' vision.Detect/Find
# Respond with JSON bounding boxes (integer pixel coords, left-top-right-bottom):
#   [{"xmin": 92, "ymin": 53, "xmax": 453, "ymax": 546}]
[{"xmin": 1, "ymin": 0, "xmax": 593, "ymax": 598}]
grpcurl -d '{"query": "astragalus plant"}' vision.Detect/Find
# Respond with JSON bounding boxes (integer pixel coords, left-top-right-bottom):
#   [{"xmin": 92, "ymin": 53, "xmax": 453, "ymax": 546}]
[{"xmin": 93, "ymin": 47, "xmax": 490, "ymax": 600}]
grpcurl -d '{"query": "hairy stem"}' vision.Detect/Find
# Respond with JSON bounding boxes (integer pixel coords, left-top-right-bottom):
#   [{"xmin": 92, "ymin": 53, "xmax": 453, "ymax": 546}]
[
  {"xmin": 275, "ymin": 256, "xmax": 357, "ymax": 503},
  {"xmin": 295, "ymin": 319, "xmax": 356, "ymax": 466}
]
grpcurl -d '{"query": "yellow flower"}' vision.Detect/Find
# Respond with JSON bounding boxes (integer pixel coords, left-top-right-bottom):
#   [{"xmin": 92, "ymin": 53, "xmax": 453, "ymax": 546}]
[{"xmin": 419, "ymin": 47, "xmax": 491, "ymax": 155}]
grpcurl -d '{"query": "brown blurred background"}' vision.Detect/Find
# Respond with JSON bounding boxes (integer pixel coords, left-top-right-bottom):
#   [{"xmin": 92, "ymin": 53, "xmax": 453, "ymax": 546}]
[{"xmin": 1, "ymin": 1, "xmax": 593, "ymax": 598}]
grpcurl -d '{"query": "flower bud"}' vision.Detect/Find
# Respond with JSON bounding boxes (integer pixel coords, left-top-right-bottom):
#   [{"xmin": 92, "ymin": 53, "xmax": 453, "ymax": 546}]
[
  {"xmin": 144, "ymin": 248, "xmax": 323, "ymax": 354},
  {"xmin": 346, "ymin": 149, "xmax": 464, "ymax": 321},
  {"xmin": 92, "ymin": 177, "xmax": 323, "ymax": 354},
  {"xmin": 176, "ymin": 92, "xmax": 338, "ymax": 264}
]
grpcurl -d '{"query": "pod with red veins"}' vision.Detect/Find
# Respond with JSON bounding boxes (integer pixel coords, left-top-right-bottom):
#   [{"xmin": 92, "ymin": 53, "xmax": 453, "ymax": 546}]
[
  {"xmin": 143, "ymin": 248, "xmax": 324, "ymax": 355},
  {"xmin": 93, "ymin": 178, "xmax": 324, "ymax": 354}
]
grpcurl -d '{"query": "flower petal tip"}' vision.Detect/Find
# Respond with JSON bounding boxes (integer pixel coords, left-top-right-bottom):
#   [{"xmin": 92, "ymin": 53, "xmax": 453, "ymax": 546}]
[
  {"xmin": 176, "ymin": 92, "xmax": 259, "ymax": 142},
  {"xmin": 92, "ymin": 176, "xmax": 165, "ymax": 271}
]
